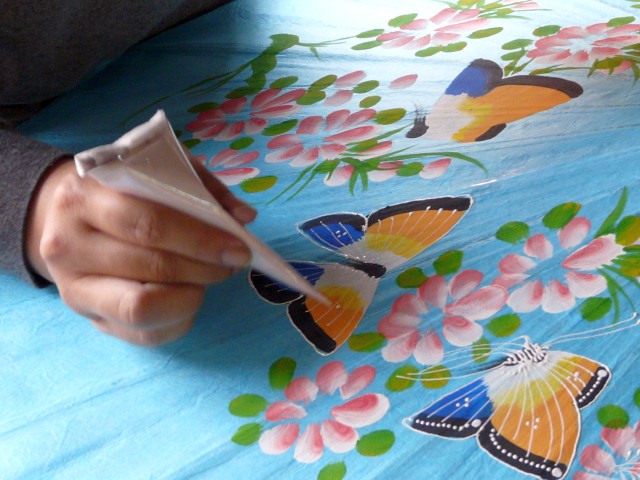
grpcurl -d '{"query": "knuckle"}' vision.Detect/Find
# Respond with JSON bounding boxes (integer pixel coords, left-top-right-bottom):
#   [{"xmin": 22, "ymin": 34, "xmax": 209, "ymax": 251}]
[
  {"xmin": 118, "ymin": 288, "xmax": 153, "ymax": 327},
  {"xmin": 39, "ymin": 232, "xmax": 70, "ymax": 263},
  {"xmin": 131, "ymin": 210, "xmax": 162, "ymax": 247},
  {"xmin": 51, "ymin": 175, "xmax": 84, "ymax": 214},
  {"xmin": 148, "ymin": 251, "xmax": 179, "ymax": 282}
]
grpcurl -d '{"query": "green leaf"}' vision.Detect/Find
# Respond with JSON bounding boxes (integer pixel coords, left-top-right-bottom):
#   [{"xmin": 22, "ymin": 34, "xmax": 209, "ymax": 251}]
[
  {"xmin": 597, "ymin": 405, "xmax": 630, "ymax": 429},
  {"xmin": 542, "ymin": 202, "xmax": 581, "ymax": 229},
  {"xmin": 227, "ymin": 85, "xmax": 262, "ymax": 99},
  {"xmin": 240, "ymin": 176, "xmax": 277, "ymax": 193},
  {"xmin": 230, "ymin": 137, "xmax": 254, "ymax": 150},
  {"xmin": 433, "ymin": 250, "xmax": 463, "ymax": 276},
  {"xmin": 270, "ymin": 76, "xmax": 299, "ymax": 89},
  {"xmin": 593, "ymin": 57, "xmax": 624, "ymax": 73},
  {"xmin": 533, "ymin": 25, "xmax": 561, "ymax": 37},
  {"xmin": 231, "ymin": 423, "xmax": 262, "ymax": 446},
  {"xmin": 396, "ymin": 267, "xmax": 429, "ymax": 288},
  {"xmin": 360, "ymin": 95, "xmax": 382, "ymax": 108},
  {"xmin": 269, "ymin": 357, "xmax": 296, "ymax": 389},
  {"xmin": 415, "ymin": 46, "xmax": 441, "ymax": 57},
  {"xmin": 228, "ymin": 394, "xmax": 268, "ymax": 417},
  {"xmin": 352, "ymin": 40, "xmax": 383, "ymax": 50},
  {"xmin": 616, "ymin": 216, "xmax": 640, "ymax": 245},
  {"xmin": 467, "ymin": 27, "xmax": 503, "ymax": 39},
  {"xmin": 496, "ymin": 221, "xmax": 530, "ymax": 244},
  {"xmin": 353, "ymin": 80, "xmax": 380, "ymax": 94},
  {"xmin": 318, "ymin": 462, "xmax": 347, "ymax": 480},
  {"xmin": 420, "ymin": 365, "xmax": 451, "ymax": 389},
  {"xmin": 502, "ymin": 39, "xmax": 533, "ymax": 50},
  {"xmin": 634, "ymin": 388, "xmax": 640, "ymax": 408},
  {"xmin": 262, "ymin": 119, "xmax": 298, "ymax": 136},
  {"xmin": 388, "ymin": 13, "xmax": 418, "ymax": 28},
  {"xmin": 348, "ymin": 332, "xmax": 386, "ymax": 352},
  {"xmin": 296, "ymin": 90, "xmax": 326, "ymax": 105},
  {"xmin": 357, "ymin": 28, "xmax": 385, "ymax": 39},
  {"xmin": 267, "ymin": 34, "xmax": 300, "ymax": 54},
  {"xmin": 187, "ymin": 102, "xmax": 219, "ymax": 113},
  {"xmin": 486, "ymin": 314, "xmax": 521, "ymax": 337},
  {"xmin": 311, "ymin": 75, "xmax": 338, "ymax": 91},
  {"xmin": 472, "ymin": 337, "xmax": 492, "ymax": 363},
  {"xmin": 356, "ymin": 430, "xmax": 395, "ymax": 456},
  {"xmin": 607, "ymin": 16, "xmax": 636, "ymax": 27},
  {"xmin": 440, "ymin": 41, "xmax": 467, "ymax": 52},
  {"xmin": 315, "ymin": 159, "xmax": 340, "ymax": 174},
  {"xmin": 374, "ymin": 108, "xmax": 406, "ymax": 124},
  {"xmin": 501, "ymin": 51, "xmax": 524, "ymax": 61},
  {"xmin": 613, "ymin": 254, "xmax": 640, "ymax": 277},
  {"xmin": 396, "ymin": 162, "xmax": 424, "ymax": 177},
  {"xmin": 386, "ymin": 365, "xmax": 419, "ymax": 392},
  {"xmin": 182, "ymin": 139, "xmax": 201, "ymax": 149},
  {"xmin": 580, "ymin": 297, "xmax": 612, "ymax": 322},
  {"xmin": 596, "ymin": 188, "xmax": 629, "ymax": 237}
]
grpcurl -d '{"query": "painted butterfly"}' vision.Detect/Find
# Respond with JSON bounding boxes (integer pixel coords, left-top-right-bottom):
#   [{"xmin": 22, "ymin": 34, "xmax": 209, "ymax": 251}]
[
  {"xmin": 407, "ymin": 58, "xmax": 583, "ymax": 142},
  {"xmin": 403, "ymin": 315, "xmax": 640, "ymax": 480},
  {"xmin": 250, "ymin": 196, "xmax": 472, "ymax": 355}
]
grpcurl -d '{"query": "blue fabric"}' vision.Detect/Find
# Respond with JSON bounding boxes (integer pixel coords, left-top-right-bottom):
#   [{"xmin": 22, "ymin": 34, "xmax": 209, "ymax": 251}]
[{"xmin": 3, "ymin": 1, "xmax": 640, "ymax": 479}]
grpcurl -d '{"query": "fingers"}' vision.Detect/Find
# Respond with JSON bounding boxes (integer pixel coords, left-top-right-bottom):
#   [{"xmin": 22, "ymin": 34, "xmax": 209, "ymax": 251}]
[{"xmin": 62, "ymin": 275, "xmax": 205, "ymax": 346}]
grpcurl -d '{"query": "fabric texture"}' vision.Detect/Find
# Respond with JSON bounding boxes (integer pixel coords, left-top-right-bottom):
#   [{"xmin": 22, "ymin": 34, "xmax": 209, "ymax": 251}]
[{"xmin": 0, "ymin": 0, "xmax": 228, "ymax": 284}]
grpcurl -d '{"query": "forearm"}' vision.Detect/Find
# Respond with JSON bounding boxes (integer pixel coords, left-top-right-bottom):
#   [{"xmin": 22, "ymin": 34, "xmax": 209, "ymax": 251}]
[{"xmin": 0, "ymin": 128, "xmax": 70, "ymax": 286}]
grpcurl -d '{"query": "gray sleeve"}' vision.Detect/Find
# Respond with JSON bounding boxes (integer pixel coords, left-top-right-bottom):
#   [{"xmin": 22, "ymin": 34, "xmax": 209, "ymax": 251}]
[{"xmin": 0, "ymin": 128, "xmax": 70, "ymax": 286}]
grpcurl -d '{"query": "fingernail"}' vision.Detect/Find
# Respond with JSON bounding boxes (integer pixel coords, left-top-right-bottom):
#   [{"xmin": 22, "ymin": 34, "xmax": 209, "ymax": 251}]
[
  {"xmin": 222, "ymin": 247, "xmax": 251, "ymax": 267},
  {"xmin": 233, "ymin": 205, "xmax": 257, "ymax": 224}
]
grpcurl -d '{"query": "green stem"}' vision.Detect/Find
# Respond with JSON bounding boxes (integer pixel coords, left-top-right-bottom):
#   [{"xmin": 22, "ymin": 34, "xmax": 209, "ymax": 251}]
[{"xmin": 267, "ymin": 165, "xmax": 315, "ymax": 204}]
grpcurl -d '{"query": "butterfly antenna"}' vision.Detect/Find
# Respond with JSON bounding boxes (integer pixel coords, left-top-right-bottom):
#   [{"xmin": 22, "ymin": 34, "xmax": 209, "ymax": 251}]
[{"xmin": 545, "ymin": 312, "xmax": 639, "ymax": 347}]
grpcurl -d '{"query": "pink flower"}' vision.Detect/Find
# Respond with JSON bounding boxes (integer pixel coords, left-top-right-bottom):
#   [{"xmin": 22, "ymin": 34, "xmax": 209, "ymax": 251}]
[
  {"xmin": 527, "ymin": 23, "xmax": 640, "ymax": 73},
  {"xmin": 419, "ymin": 158, "xmax": 451, "ymax": 179},
  {"xmin": 494, "ymin": 218, "xmax": 624, "ymax": 314},
  {"xmin": 205, "ymin": 148, "xmax": 261, "ymax": 185},
  {"xmin": 323, "ymin": 159, "xmax": 400, "ymax": 187},
  {"xmin": 574, "ymin": 422, "xmax": 640, "ymax": 479},
  {"xmin": 323, "ymin": 71, "xmax": 419, "ymax": 106},
  {"xmin": 212, "ymin": 167, "xmax": 259, "ymax": 186},
  {"xmin": 376, "ymin": 8, "xmax": 490, "ymax": 50},
  {"xmin": 186, "ymin": 88, "xmax": 306, "ymax": 141},
  {"xmin": 258, "ymin": 361, "xmax": 389, "ymax": 463},
  {"xmin": 266, "ymin": 109, "xmax": 388, "ymax": 167},
  {"xmin": 377, "ymin": 270, "xmax": 508, "ymax": 365}
]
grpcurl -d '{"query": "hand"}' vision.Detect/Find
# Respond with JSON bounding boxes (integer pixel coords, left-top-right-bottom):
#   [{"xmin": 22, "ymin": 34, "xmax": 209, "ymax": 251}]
[{"xmin": 26, "ymin": 156, "xmax": 256, "ymax": 346}]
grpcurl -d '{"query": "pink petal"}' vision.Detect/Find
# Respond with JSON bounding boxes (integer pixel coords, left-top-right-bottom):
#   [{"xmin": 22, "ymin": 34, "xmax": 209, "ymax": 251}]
[
  {"xmin": 290, "ymin": 146, "xmax": 320, "ymax": 167},
  {"xmin": 265, "ymin": 401, "xmax": 307, "ymax": 422},
  {"xmin": 331, "ymin": 393, "xmax": 390, "ymax": 428},
  {"xmin": 324, "ymin": 90, "xmax": 353, "ymax": 107},
  {"xmin": 381, "ymin": 331, "xmax": 420, "ymax": 362},
  {"xmin": 382, "ymin": 35, "xmax": 415, "ymax": 49},
  {"xmin": 369, "ymin": 162, "xmax": 399, "ymax": 182},
  {"xmin": 400, "ymin": 19, "xmax": 429, "ymax": 31},
  {"xmin": 418, "ymin": 275, "xmax": 447, "ymax": 309},
  {"xmin": 492, "ymin": 273, "xmax": 530, "ymax": 289},
  {"xmin": 391, "ymin": 293, "xmax": 428, "ymax": 316},
  {"xmin": 405, "ymin": 35, "xmax": 433, "ymax": 50},
  {"xmin": 257, "ymin": 104, "xmax": 302, "ymax": 119},
  {"xmin": 499, "ymin": 254, "xmax": 537, "ymax": 274},
  {"xmin": 267, "ymin": 134, "xmax": 301, "ymax": 150},
  {"xmin": 442, "ymin": 316, "xmax": 483, "ymax": 347},
  {"xmin": 325, "ymin": 110, "xmax": 351, "ymax": 131},
  {"xmin": 357, "ymin": 141, "xmax": 393, "ymax": 159},
  {"xmin": 573, "ymin": 473, "xmax": 612, "ymax": 480},
  {"xmin": 220, "ymin": 96, "xmax": 247, "ymax": 114},
  {"xmin": 316, "ymin": 361, "xmax": 347, "ymax": 395},
  {"xmin": 212, "ymin": 150, "xmax": 259, "ymax": 168},
  {"xmin": 390, "ymin": 74, "xmax": 418, "ymax": 90},
  {"xmin": 265, "ymin": 145, "xmax": 304, "ymax": 163},
  {"xmin": 507, "ymin": 280, "xmax": 543, "ymax": 313},
  {"xmin": 319, "ymin": 143, "xmax": 346, "ymax": 160},
  {"xmin": 324, "ymin": 164, "xmax": 353, "ymax": 186},
  {"xmin": 524, "ymin": 234, "xmax": 554, "ymax": 260},
  {"xmin": 565, "ymin": 271, "xmax": 607, "ymax": 298},
  {"xmin": 579, "ymin": 445, "xmax": 616, "ymax": 475},
  {"xmin": 245, "ymin": 117, "xmax": 267, "ymax": 135},
  {"xmin": 212, "ymin": 167, "xmax": 259, "ymax": 186},
  {"xmin": 542, "ymin": 280, "xmax": 575, "ymax": 314},
  {"xmin": 563, "ymin": 235, "xmax": 624, "ymax": 270},
  {"xmin": 320, "ymin": 420, "xmax": 358, "ymax": 453},
  {"xmin": 445, "ymin": 285, "xmax": 508, "ymax": 321},
  {"xmin": 342, "ymin": 109, "xmax": 377, "ymax": 129},
  {"xmin": 602, "ymin": 424, "xmax": 639, "ymax": 459},
  {"xmin": 334, "ymin": 70, "xmax": 367, "ymax": 88},
  {"xmin": 214, "ymin": 121, "xmax": 245, "ymax": 141},
  {"xmin": 294, "ymin": 423, "xmax": 324, "ymax": 464},
  {"xmin": 559, "ymin": 217, "xmax": 591, "ymax": 250},
  {"xmin": 324, "ymin": 125, "xmax": 380, "ymax": 144},
  {"xmin": 430, "ymin": 8, "xmax": 456, "ymax": 24},
  {"xmin": 437, "ymin": 18, "xmax": 489, "ymax": 34},
  {"xmin": 431, "ymin": 32, "xmax": 461, "ymax": 46},
  {"xmin": 449, "ymin": 269, "xmax": 483, "ymax": 300},
  {"xmin": 250, "ymin": 88, "xmax": 283, "ymax": 110},
  {"xmin": 341, "ymin": 365, "xmax": 376, "ymax": 399},
  {"xmin": 297, "ymin": 116, "xmax": 323, "ymax": 135},
  {"xmin": 378, "ymin": 312, "xmax": 421, "ymax": 338},
  {"xmin": 285, "ymin": 377, "xmax": 319, "ymax": 404},
  {"xmin": 413, "ymin": 329, "xmax": 444, "ymax": 365},
  {"xmin": 259, "ymin": 423, "xmax": 300, "ymax": 455},
  {"xmin": 419, "ymin": 158, "xmax": 450, "ymax": 179}
]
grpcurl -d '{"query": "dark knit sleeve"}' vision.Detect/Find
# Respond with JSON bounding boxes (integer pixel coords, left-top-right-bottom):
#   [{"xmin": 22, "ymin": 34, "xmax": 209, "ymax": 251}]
[{"xmin": 0, "ymin": 128, "xmax": 70, "ymax": 286}]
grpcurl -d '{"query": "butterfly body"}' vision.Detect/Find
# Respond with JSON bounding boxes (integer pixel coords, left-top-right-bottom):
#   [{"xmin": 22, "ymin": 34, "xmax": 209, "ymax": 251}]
[
  {"xmin": 407, "ymin": 59, "xmax": 583, "ymax": 142},
  {"xmin": 405, "ymin": 337, "xmax": 611, "ymax": 479},
  {"xmin": 250, "ymin": 197, "xmax": 472, "ymax": 354}
]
